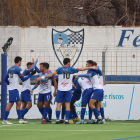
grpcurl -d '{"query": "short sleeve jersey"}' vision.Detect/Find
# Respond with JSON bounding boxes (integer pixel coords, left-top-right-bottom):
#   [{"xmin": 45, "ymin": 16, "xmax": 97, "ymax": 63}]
[
  {"xmin": 87, "ymin": 70, "xmax": 103, "ymax": 90},
  {"xmin": 21, "ymin": 69, "xmax": 31, "ymax": 92},
  {"xmin": 38, "ymin": 70, "xmax": 55, "ymax": 94},
  {"xmin": 77, "ymin": 77, "xmax": 93, "ymax": 90},
  {"xmin": 56, "ymin": 66, "xmax": 79, "ymax": 91},
  {"xmin": 7, "ymin": 65, "xmax": 23, "ymax": 90}
]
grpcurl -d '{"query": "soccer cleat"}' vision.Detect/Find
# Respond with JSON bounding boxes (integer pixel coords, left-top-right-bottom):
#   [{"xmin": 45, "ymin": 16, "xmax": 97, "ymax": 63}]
[
  {"xmin": 19, "ymin": 119, "xmax": 28, "ymax": 124},
  {"xmin": 100, "ymin": 120, "xmax": 106, "ymax": 124},
  {"xmin": 75, "ymin": 120, "xmax": 84, "ymax": 124},
  {"xmin": 2, "ymin": 120, "xmax": 13, "ymax": 124},
  {"xmin": 59, "ymin": 120, "xmax": 64, "ymax": 124},
  {"xmin": 45, "ymin": 118, "xmax": 49, "ymax": 122},
  {"xmin": 68, "ymin": 120, "xmax": 74, "ymax": 124},
  {"xmin": 91, "ymin": 121, "xmax": 98, "ymax": 124},
  {"xmin": 41, "ymin": 120, "xmax": 46, "ymax": 124},
  {"xmin": 65, "ymin": 121, "xmax": 70, "ymax": 124},
  {"xmin": 55, "ymin": 121, "xmax": 60, "ymax": 124},
  {"xmin": 98, "ymin": 119, "xmax": 102, "ymax": 124},
  {"xmin": 73, "ymin": 117, "xmax": 80, "ymax": 124},
  {"xmin": 85, "ymin": 120, "xmax": 91, "ymax": 124},
  {"xmin": 46, "ymin": 120, "xmax": 52, "ymax": 124}
]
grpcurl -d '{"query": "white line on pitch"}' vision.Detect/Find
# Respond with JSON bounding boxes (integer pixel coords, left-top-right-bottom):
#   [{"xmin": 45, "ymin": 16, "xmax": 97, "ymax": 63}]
[{"xmin": 0, "ymin": 129, "xmax": 140, "ymax": 132}]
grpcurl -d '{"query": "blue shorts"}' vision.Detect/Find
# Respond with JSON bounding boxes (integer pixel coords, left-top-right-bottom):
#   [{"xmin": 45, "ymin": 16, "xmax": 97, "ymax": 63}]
[
  {"xmin": 9, "ymin": 89, "xmax": 20, "ymax": 103},
  {"xmin": 82, "ymin": 88, "xmax": 93, "ymax": 105},
  {"xmin": 21, "ymin": 90, "xmax": 32, "ymax": 103},
  {"xmin": 90, "ymin": 89, "xmax": 104, "ymax": 101},
  {"xmin": 38, "ymin": 92, "xmax": 51, "ymax": 102},
  {"xmin": 71, "ymin": 91, "xmax": 82, "ymax": 101},
  {"xmin": 56, "ymin": 90, "xmax": 72, "ymax": 103}
]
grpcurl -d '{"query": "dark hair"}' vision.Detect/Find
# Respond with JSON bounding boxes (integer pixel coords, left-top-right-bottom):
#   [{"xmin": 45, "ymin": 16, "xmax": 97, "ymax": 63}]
[
  {"xmin": 63, "ymin": 58, "xmax": 70, "ymax": 65},
  {"xmin": 86, "ymin": 60, "xmax": 97, "ymax": 66},
  {"xmin": 40, "ymin": 62, "xmax": 49, "ymax": 69},
  {"xmin": 27, "ymin": 62, "xmax": 33, "ymax": 67},
  {"xmin": 14, "ymin": 56, "xmax": 22, "ymax": 63}
]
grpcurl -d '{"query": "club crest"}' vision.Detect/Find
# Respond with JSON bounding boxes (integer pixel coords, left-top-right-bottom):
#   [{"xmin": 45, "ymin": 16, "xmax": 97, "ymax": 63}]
[{"xmin": 52, "ymin": 28, "xmax": 84, "ymax": 67}]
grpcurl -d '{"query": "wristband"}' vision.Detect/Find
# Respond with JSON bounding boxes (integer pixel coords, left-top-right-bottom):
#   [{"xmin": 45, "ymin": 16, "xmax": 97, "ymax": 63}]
[
  {"xmin": 41, "ymin": 76, "xmax": 45, "ymax": 80},
  {"xmin": 32, "ymin": 86, "xmax": 36, "ymax": 90}
]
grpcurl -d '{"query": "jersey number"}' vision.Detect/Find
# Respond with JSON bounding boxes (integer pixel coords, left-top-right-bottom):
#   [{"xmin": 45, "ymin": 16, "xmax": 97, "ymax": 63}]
[
  {"xmin": 10, "ymin": 71, "xmax": 14, "ymax": 78},
  {"xmin": 62, "ymin": 72, "xmax": 70, "ymax": 79}
]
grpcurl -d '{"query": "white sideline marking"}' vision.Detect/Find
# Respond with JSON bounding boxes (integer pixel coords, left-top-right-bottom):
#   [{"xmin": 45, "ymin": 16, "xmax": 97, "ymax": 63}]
[
  {"xmin": 0, "ymin": 124, "xmax": 24, "ymax": 127},
  {"xmin": 0, "ymin": 129, "xmax": 140, "ymax": 132}
]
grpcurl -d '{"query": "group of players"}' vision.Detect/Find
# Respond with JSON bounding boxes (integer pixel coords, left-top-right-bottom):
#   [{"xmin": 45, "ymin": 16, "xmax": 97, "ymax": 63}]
[{"xmin": 2, "ymin": 56, "xmax": 105, "ymax": 125}]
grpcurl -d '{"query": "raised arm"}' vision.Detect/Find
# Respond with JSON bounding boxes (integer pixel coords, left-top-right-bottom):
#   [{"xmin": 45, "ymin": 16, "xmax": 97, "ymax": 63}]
[
  {"xmin": 78, "ymin": 74, "xmax": 92, "ymax": 77},
  {"xmin": 28, "ymin": 58, "xmax": 38, "ymax": 72},
  {"xmin": 35, "ymin": 66, "xmax": 40, "ymax": 73}
]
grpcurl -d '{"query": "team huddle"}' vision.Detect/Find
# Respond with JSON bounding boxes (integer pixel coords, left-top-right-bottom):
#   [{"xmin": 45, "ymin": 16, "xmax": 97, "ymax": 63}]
[{"xmin": 2, "ymin": 56, "xmax": 105, "ymax": 124}]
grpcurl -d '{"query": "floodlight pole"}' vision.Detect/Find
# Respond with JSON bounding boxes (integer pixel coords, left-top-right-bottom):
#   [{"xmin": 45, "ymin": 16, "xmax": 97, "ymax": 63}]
[{"xmin": 1, "ymin": 53, "xmax": 7, "ymax": 120}]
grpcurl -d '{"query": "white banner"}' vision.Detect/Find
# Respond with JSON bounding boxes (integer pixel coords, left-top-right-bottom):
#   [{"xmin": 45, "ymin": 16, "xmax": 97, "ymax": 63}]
[{"xmin": 0, "ymin": 84, "xmax": 140, "ymax": 120}]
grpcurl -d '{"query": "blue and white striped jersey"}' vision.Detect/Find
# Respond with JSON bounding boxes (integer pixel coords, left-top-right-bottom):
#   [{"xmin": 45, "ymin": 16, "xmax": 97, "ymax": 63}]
[{"xmin": 38, "ymin": 70, "xmax": 55, "ymax": 94}]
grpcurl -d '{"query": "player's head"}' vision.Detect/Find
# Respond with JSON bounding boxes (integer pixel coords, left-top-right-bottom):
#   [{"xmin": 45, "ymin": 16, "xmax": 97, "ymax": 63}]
[
  {"xmin": 27, "ymin": 62, "xmax": 33, "ymax": 69},
  {"xmin": 63, "ymin": 58, "xmax": 71, "ymax": 67},
  {"xmin": 14, "ymin": 56, "xmax": 22, "ymax": 66},
  {"xmin": 86, "ymin": 60, "xmax": 97, "ymax": 67},
  {"xmin": 40, "ymin": 62, "xmax": 49, "ymax": 72}
]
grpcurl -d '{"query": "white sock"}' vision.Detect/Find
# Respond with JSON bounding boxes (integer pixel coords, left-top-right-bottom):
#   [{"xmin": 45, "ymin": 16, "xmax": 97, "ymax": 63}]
[{"xmin": 95, "ymin": 119, "xmax": 97, "ymax": 122}]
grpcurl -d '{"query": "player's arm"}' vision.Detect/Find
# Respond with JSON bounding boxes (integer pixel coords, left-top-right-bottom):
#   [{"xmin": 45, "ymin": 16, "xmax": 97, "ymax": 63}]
[
  {"xmin": 4, "ymin": 74, "xmax": 9, "ymax": 85},
  {"xmin": 52, "ymin": 78, "xmax": 57, "ymax": 97},
  {"xmin": 73, "ymin": 79, "xmax": 81, "ymax": 92},
  {"xmin": 35, "ymin": 66, "xmax": 40, "ymax": 73},
  {"xmin": 35, "ymin": 71, "xmax": 57, "ymax": 81},
  {"xmin": 18, "ymin": 69, "xmax": 35, "ymax": 82},
  {"xmin": 28, "ymin": 58, "xmax": 38, "ymax": 72},
  {"xmin": 78, "ymin": 66, "xmax": 98, "ymax": 71},
  {"xmin": 78, "ymin": 73, "xmax": 92, "ymax": 77},
  {"xmin": 30, "ymin": 81, "xmax": 40, "ymax": 95}
]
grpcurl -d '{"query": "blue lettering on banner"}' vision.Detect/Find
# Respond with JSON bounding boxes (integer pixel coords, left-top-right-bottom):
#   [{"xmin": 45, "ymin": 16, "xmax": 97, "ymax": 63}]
[
  {"xmin": 115, "ymin": 136, "xmax": 140, "ymax": 140},
  {"xmin": 133, "ymin": 35, "xmax": 140, "ymax": 47},
  {"xmin": 117, "ymin": 30, "xmax": 134, "ymax": 47}
]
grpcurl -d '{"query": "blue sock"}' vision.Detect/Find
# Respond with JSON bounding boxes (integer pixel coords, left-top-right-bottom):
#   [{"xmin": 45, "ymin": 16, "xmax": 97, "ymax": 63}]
[
  {"xmin": 56, "ymin": 111, "xmax": 60, "ymax": 121},
  {"xmin": 21, "ymin": 110, "xmax": 23, "ymax": 115},
  {"xmin": 43, "ymin": 107, "xmax": 49, "ymax": 120},
  {"xmin": 17, "ymin": 110, "xmax": 22, "ymax": 120},
  {"xmin": 48, "ymin": 108, "xmax": 52, "ymax": 121},
  {"xmin": 65, "ymin": 110, "xmax": 70, "ymax": 122},
  {"xmin": 73, "ymin": 110, "xmax": 78, "ymax": 119},
  {"xmin": 69, "ymin": 112, "xmax": 73, "ymax": 120},
  {"xmin": 81, "ymin": 107, "xmax": 86, "ymax": 120},
  {"xmin": 21, "ymin": 108, "xmax": 28, "ymax": 118},
  {"xmin": 39, "ymin": 108, "xmax": 44, "ymax": 116},
  {"xmin": 92, "ymin": 107, "xmax": 99, "ymax": 118},
  {"xmin": 61, "ymin": 107, "xmax": 65, "ymax": 120},
  {"xmin": 94, "ymin": 113, "xmax": 98, "ymax": 119},
  {"xmin": 89, "ymin": 108, "xmax": 92, "ymax": 120},
  {"xmin": 100, "ymin": 107, "xmax": 105, "ymax": 119},
  {"xmin": 4, "ymin": 111, "xmax": 9, "ymax": 120}
]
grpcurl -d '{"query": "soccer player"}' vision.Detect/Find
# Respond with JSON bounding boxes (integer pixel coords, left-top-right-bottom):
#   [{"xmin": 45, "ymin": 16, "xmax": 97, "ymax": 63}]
[
  {"xmin": 86, "ymin": 60, "xmax": 104, "ymax": 124},
  {"xmin": 69, "ymin": 76, "xmax": 82, "ymax": 124},
  {"xmin": 88, "ymin": 65, "xmax": 105, "ymax": 124},
  {"xmin": 35, "ymin": 58, "xmax": 97, "ymax": 124},
  {"xmin": 2, "ymin": 56, "xmax": 36, "ymax": 124},
  {"xmin": 21, "ymin": 59, "xmax": 38, "ymax": 119},
  {"xmin": 31, "ymin": 62, "xmax": 57, "ymax": 124},
  {"xmin": 74, "ymin": 76, "xmax": 93, "ymax": 124}
]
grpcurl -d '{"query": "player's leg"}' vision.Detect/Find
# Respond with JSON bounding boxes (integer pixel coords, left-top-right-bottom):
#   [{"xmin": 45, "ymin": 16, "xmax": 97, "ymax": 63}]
[
  {"xmin": 86, "ymin": 105, "xmax": 92, "ymax": 124},
  {"xmin": 55, "ymin": 90, "xmax": 64, "ymax": 124},
  {"xmin": 89, "ymin": 89, "xmax": 102, "ymax": 124},
  {"xmin": 64, "ymin": 90, "xmax": 72, "ymax": 124},
  {"xmin": 21, "ymin": 90, "xmax": 32, "ymax": 119},
  {"xmin": 98, "ymin": 90, "xmax": 105, "ymax": 124},
  {"xmin": 48, "ymin": 106, "xmax": 52, "ymax": 122},
  {"xmin": 69, "ymin": 100, "xmax": 75, "ymax": 124},
  {"xmin": 21, "ymin": 102, "xmax": 27, "ymax": 118},
  {"xmin": 37, "ymin": 93, "xmax": 45, "ymax": 116},
  {"xmin": 42, "ymin": 92, "xmax": 51, "ymax": 124},
  {"xmin": 60, "ymin": 102, "xmax": 65, "ymax": 123},
  {"xmin": 2, "ymin": 103, "xmax": 14, "ymax": 124}
]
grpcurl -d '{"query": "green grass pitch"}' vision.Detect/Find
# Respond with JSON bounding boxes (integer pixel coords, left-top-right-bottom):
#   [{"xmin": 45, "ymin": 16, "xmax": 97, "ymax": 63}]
[{"xmin": 0, "ymin": 119, "xmax": 140, "ymax": 140}]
